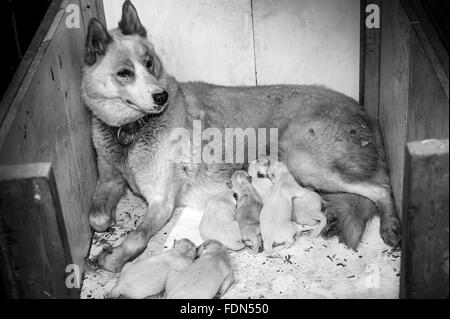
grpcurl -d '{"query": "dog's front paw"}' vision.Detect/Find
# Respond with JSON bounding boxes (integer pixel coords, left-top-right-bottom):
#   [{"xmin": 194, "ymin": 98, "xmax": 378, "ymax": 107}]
[
  {"xmin": 95, "ymin": 245, "xmax": 128, "ymax": 273},
  {"xmin": 380, "ymin": 215, "xmax": 402, "ymax": 248},
  {"xmin": 89, "ymin": 200, "xmax": 116, "ymax": 233}
]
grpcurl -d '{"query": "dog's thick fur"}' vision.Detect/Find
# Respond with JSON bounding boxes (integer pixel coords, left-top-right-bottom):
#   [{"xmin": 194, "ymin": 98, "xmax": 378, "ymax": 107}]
[{"xmin": 81, "ymin": 1, "xmax": 401, "ymax": 272}]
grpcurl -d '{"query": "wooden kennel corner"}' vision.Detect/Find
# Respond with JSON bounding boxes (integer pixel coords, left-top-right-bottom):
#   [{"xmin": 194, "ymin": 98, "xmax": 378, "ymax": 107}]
[
  {"xmin": 0, "ymin": 0, "xmax": 105, "ymax": 298},
  {"xmin": 0, "ymin": 0, "xmax": 448, "ymax": 299},
  {"xmin": 361, "ymin": 0, "xmax": 449, "ymax": 298}
]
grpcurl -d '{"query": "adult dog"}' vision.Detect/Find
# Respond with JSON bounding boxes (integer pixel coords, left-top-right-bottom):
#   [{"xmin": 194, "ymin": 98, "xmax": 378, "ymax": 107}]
[{"xmin": 81, "ymin": 0, "xmax": 401, "ymax": 272}]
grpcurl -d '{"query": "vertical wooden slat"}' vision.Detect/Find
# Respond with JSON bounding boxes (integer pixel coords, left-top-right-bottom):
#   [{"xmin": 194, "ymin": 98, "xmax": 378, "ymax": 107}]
[
  {"xmin": 361, "ymin": 0, "xmax": 381, "ymax": 121},
  {"xmin": 401, "ymin": 139, "xmax": 449, "ymax": 299},
  {"xmin": 379, "ymin": 0, "xmax": 412, "ymax": 217},
  {"xmin": 0, "ymin": 163, "xmax": 77, "ymax": 298},
  {"xmin": 80, "ymin": 0, "xmax": 106, "ymax": 31}
]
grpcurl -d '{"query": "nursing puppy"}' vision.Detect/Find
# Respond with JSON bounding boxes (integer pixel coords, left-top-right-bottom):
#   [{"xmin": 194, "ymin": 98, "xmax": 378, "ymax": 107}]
[
  {"xmin": 165, "ymin": 240, "xmax": 234, "ymax": 299},
  {"xmin": 109, "ymin": 238, "xmax": 196, "ymax": 299},
  {"xmin": 247, "ymin": 156, "xmax": 272, "ymax": 200},
  {"xmin": 260, "ymin": 162, "xmax": 302, "ymax": 253},
  {"xmin": 230, "ymin": 170, "xmax": 263, "ymax": 253},
  {"xmin": 199, "ymin": 190, "xmax": 245, "ymax": 251},
  {"xmin": 292, "ymin": 192, "xmax": 327, "ymax": 237}
]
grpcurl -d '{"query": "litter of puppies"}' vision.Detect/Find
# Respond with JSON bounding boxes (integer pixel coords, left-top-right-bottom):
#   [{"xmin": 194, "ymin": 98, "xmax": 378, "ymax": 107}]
[{"xmin": 107, "ymin": 156, "xmax": 333, "ymax": 299}]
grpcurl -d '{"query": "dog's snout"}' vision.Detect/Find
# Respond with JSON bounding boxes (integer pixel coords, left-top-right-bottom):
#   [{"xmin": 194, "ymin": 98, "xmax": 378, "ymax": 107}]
[{"xmin": 152, "ymin": 90, "xmax": 168, "ymax": 107}]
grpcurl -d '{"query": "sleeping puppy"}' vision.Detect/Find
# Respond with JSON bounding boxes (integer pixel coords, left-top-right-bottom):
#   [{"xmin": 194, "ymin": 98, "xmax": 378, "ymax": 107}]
[
  {"xmin": 292, "ymin": 191, "xmax": 327, "ymax": 237},
  {"xmin": 199, "ymin": 190, "xmax": 245, "ymax": 251},
  {"xmin": 248, "ymin": 156, "xmax": 272, "ymax": 200},
  {"xmin": 165, "ymin": 240, "xmax": 235, "ymax": 299},
  {"xmin": 230, "ymin": 170, "xmax": 263, "ymax": 253},
  {"xmin": 260, "ymin": 161, "xmax": 301, "ymax": 253},
  {"xmin": 108, "ymin": 238, "xmax": 196, "ymax": 299}
]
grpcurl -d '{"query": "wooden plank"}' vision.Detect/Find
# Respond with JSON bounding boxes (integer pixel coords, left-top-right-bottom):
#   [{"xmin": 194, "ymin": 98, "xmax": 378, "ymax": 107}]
[
  {"xmin": 401, "ymin": 139, "xmax": 449, "ymax": 299},
  {"xmin": 361, "ymin": 0, "xmax": 381, "ymax": 121},
  {"xmin": 80, "ymin": 0, "xmax": 107, "ymax": 31},
  {"xmin": 252, "ymin": 0, "xmax": 360, "ymax": 100},
  {"xmin": 0, "ymin": 163, "xmax": 77, "ymax": 298},
  {"xmin": 379, "ymin": 0, "xmax": 449, "ymax": 219},
  {"xmin": 0, "ymin": 0, "xmax": 98, "ymax": 269},
  {"xmin": 407, "ymin": 32, "xmax": 449, "ymax": 141},
  {"xmin": 379, "ymin": 0, "xmax": 412, "ymax": 217},
  {"xmin": 94, "ymin": 0, "xmax": 107, "ymax": 26},
  {"xmin": 402, "ymin": 0, "xmax": 449, "ymax": 93},
  {"xmin": 0, "ymin": 0, "xmax": 64, "ymax": 128},
  {"xmin": 104, "ymin": 0, "xmax": 256, "ymax": 86}
]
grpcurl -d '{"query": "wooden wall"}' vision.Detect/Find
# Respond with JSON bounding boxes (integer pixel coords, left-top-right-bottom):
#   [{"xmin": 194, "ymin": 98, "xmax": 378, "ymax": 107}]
[
  {"xmin": 361, "ymin": 0, "xmax": 449, "ymax": 298},
  {"xmin": 374, "ymin": 0, "xmax": 449, "ymax": 216},
  {"xmin": 0, "ymin": 0, "xmax": 104, "ymax": 298}
]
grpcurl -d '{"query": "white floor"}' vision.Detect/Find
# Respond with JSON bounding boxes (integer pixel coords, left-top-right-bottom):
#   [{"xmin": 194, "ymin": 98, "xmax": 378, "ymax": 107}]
[{"xmin": 81, "ymin": 191, "xmax": 400, "ymax": 299}]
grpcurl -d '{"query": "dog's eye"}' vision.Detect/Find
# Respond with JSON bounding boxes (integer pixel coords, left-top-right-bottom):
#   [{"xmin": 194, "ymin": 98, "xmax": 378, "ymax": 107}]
[
  {"xmin": 145, "ymin": 57, "xmax": 153, "ymax": 69},
  {"xmin": 117, "ymin": 69, "xmax": 133, "ymax": 78}
]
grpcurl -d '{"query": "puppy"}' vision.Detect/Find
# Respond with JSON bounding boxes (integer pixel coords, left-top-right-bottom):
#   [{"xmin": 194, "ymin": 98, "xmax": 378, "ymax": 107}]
[
  {"xmin": 108, "ymin": 238, "xmax": 196, "ymax": 299},
  {"xmin": 230, "ymin": 170, "xmax": 263, "ymax": 253},
  {"xmin": 260, "ymin": 161, "xmax": 301, "ymax": 253},
  {"xmin": 199, "ymin": 190, "xmax": 245, "ymax": 251},
  {"xmin": 292, "ymin": 191, "xmax": 327, "ymax": 237},
  {"xmin": 165, "ymin": 240, "xmax": 235, "ymax": 299},
  {"xmin": 248, "ymin": 156, "xmax": 272, "ymax": 200}
]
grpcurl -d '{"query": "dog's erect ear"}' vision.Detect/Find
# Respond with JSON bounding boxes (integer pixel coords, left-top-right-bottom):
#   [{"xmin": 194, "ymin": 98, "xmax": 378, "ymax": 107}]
[
  {"xmin": 85, "ymin": 18, "xmax": 111, "ymax": 65},
  {"xmin": 118, "ymin": 0, "xmax": 147, "ymax": 37}
]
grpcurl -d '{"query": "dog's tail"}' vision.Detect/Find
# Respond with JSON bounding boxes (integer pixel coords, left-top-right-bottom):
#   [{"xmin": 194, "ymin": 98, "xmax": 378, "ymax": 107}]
[{"xmin": 321, "ymin": 193, "xmax": 378, "ymax": 251}]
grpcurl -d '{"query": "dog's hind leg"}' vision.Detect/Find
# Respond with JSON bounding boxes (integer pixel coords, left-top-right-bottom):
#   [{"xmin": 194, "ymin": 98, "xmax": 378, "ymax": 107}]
[
  {"xmin": 280, "ymin": 114, "xmax": 401, "ymax": 248},
  {"xmin": 89, "ymin": 157, "xmax": 126, "ymax": 232}
]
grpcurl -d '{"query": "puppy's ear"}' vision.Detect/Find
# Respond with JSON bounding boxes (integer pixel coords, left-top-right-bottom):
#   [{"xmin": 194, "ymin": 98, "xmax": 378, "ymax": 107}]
[
  {"xmin": 85, "ymin": 18, "xmax": 111, "ymax": 65},
  {"xmin": 119, "ymin": 0, "xmax": 147, "ymax": 37}
]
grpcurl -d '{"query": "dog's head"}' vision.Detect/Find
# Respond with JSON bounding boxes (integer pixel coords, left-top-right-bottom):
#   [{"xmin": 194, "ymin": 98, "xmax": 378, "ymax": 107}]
[{"xmin": 81, "ymin": 0, "xmax": 171, "ymax": 126}]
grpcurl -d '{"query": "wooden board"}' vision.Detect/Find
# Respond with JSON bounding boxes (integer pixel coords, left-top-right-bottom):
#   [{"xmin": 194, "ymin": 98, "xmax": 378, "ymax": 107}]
[
  {"xmin": 401, "ymin": 139, "xmax": 449, "ymax": 298},
  {"xmin": 407, "ymin": 33, "xmax": 449, "ymax": 141},
  {"xmin": 379, "ymin": 0, "xmax": 449, "ymax": 218},
  {"xmin": 379, "ymin": 0, "xmax": 412, "ymax": 216},
  {"xmin": 0, "ymin": 0, "xmax": 63, "ymax": 126},
  {"xmin": 0, "ymin": 0, "xmax": 102, "ymax": 270},
  {"xmin": 0, "ymin": 163, "xmax": 77, "ymax": 298},
  {"xmin": 360, "ymin": 0, "xmax": 381, "ymax": 121},
  {"xmin": 104, "ymin": 0, "xmax": 256, "ymax": 86},
  {"xmin": 252, "ymin": 0, "xmax": 360, "ymax": 100}
]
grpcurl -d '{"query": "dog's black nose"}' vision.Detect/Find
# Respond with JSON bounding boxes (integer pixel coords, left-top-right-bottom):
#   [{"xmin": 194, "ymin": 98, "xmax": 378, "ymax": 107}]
[{"xmin": 152, "ymin": 90, "xmax": 168, "ymax": 106}]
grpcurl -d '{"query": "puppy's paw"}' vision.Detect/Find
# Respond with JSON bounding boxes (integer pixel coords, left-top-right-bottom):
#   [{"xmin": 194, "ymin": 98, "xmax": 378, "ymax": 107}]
[
  {"xmin": 243, "ymin": 234, "xmax": 262, "ymax": 254},
  {"xmin": 380, "ymin": 214, "xmax": 402, "ymax": 248},
  {"xmin": 89, "ymin": 200, "xmax": 116, "ymax": 233},
  {"xmin": 242, "ymin": 226, "xmax": 262, "ymax": 254}
]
